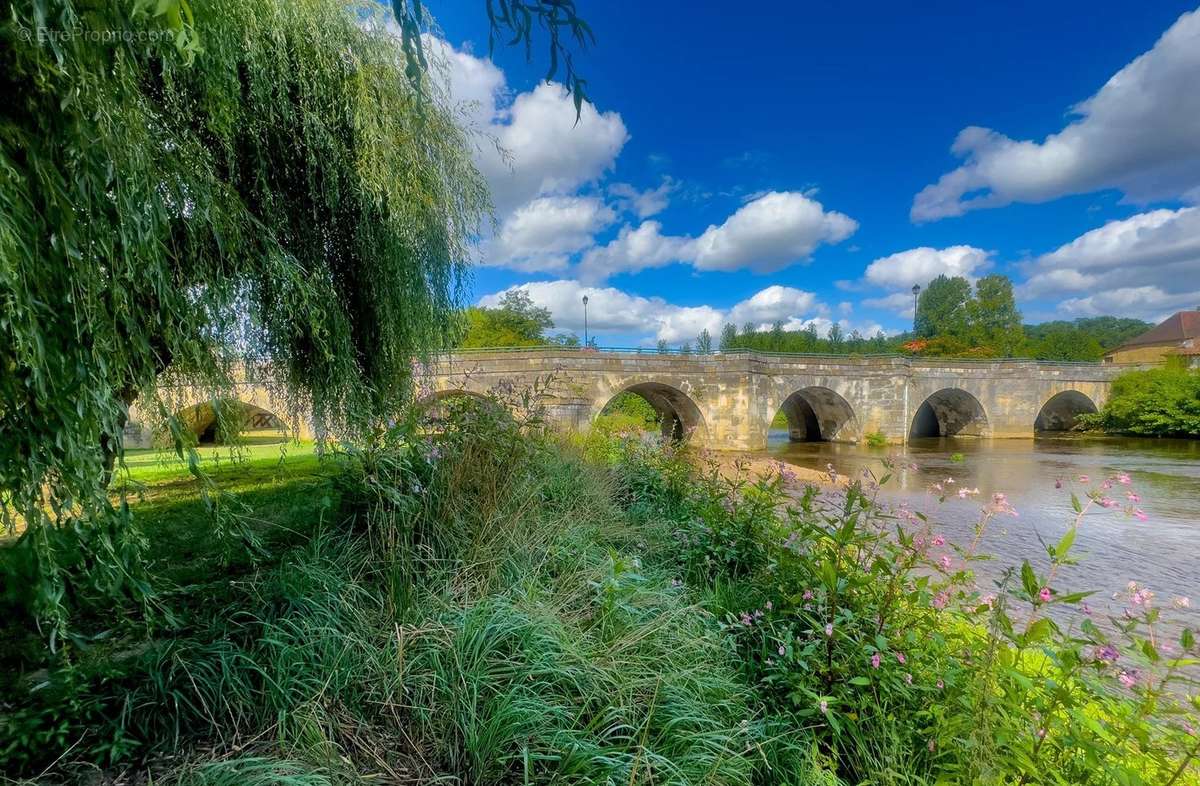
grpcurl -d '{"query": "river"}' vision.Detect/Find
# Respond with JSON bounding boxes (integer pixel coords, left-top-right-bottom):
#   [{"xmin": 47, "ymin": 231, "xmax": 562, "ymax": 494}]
[{"xmin": 765, "ymin": 433, "xmax": 1200, "ymax": 632}]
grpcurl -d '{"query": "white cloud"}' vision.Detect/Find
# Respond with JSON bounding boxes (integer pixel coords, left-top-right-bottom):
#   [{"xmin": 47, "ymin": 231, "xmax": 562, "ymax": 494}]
[
  {"xmin": 480, "ymin": 281, "xmax": 835, "ymax": 344},
  {"xmin": 863, "ymin": 245, "xmax": 992, "ymax": 289},
  {"xmin": 576, "ymin": 221, "xmax": 691, "ymax": 283},
  {"xmin": 577, "ymin": 191, "xmax": 857, "ymax": 282},
  {"xmin": 428, "ymin": 38, "xmax": 629, "ymax": 218},
  {"xmin": 726, "ymin": 285, "xmax": 820, "ymax": 326},
  {"xmin": 478, "ymin": 83, "xmax": 629, "ymax": 216},
  {"xmin": 691, "ymin": 191, "xmax": 857, "ymax": 273},
  {"xmin": 1018, "ymin": 206, "xmax": 1200, "ymax": 320},
  {"xmin": 609, "ymin": 177, "xmax": 676, "ymax": 218},
  {"xmin": 484, "ymin": 196, "xmax": 615, "ymax": 273},
  {"xmin": 912, "ymin": 9, "xmax": 1200, "ymax": 221},
  {"xmin": 861, "ymin": 291, "xmax": 919, "ymax": 319},
  {"xmin": 1058, "ymin": 287, "xmax": 1200, "ymax": 321}
]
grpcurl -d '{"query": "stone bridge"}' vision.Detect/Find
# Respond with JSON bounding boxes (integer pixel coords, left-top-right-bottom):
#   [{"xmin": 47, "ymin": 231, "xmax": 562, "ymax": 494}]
[
  {"xmin": 125, "ymin": 349, "xmax": 1133, "ymax": 451},
  {"xmin": 422, "ymin": 348, "xmax": 1129, "ymax": 450}
]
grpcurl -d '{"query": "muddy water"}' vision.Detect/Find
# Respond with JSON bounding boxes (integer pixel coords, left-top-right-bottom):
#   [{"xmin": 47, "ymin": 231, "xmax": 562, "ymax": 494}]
[{"xmin": 765, "ymin": 433, "xmax": 1200, "ymax": 630}]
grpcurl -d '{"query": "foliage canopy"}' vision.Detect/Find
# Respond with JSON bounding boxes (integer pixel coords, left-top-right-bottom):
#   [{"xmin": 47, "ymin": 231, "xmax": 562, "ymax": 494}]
[{"xmin": 1, "ymin": 0, "xmax": 488, "ymax": 634}]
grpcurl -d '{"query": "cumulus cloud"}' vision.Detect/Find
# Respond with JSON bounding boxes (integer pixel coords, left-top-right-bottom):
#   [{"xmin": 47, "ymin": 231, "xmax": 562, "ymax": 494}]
[
  {"xmin": 609, "ymin": 177, "xmax": 676, "ymax": 218},
  {"xmin": 912, "ymin": 9, "xmax": 1200, "ymax": 221},
  {"xmin": 691, "ymin": 191, "xmax": 858, "ymax": 272},
  {"xmin": 577, "ymin": 191, "xmax": 857, "ymax": 282},
  {"xmin": 1018, "ymin": 206, "xmax": 1200, "ymax": 320},
  {"xmin": 483, "ymin": 196, "xmax": 615, "ymax": 273},
  {"xmin": 855, "ymin": 246, "xmax": 991, "ymax": 317},
  {"xmin": 861, "ymin": 291, "xmax": 919, "ymax": 319},
  {"xmin": 427, "ymin": 38, "xmax": 629, "ymax": 218},
  {"xmin": 1058, "ymin": 287, "xmax": 1200, "ymax": 321},
  {"xmin": 863, "ymin": 246, "xmax": 992, "ymax": 290},
  {"xmin": 726, "ymin": 285, "xmax": 821, "ymax": 326},
  {"xmin": 480, "ymin": 281, "xmax": 837, "ymax": 344}
]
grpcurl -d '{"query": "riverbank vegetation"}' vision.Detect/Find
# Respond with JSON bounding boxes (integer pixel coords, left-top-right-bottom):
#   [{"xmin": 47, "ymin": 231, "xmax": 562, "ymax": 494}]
[
  {"xmin": 3, "ymin": 396, "xmax": 1196, "ymax": 784},
  {"xmin": 1080, "ymin": 366, "xmax": 1200, "ymax": 437}
]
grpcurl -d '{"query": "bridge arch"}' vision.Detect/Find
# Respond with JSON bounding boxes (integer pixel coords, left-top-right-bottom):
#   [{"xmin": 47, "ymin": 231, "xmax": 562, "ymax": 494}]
[
  {"xmin": 1035, "ymin": 390, "xmax": 1098, "ymax": 432},
  {"xmin": 594, "ymin": 381, "xmax": 707, "ymax": 443},
  {"xmin": 910, "ymin": 388, "xmax": 990, "ymax": 438},
  {"xmin": 772, "ymin": 386, "xmax": 860, "ymax": 443},
  {"xmin": 175, "ymin": 398, "xmax": 289, "ymax": 446}
]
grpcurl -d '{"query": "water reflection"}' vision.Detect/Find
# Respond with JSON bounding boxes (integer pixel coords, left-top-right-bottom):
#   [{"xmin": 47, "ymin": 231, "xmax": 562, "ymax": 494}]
[{"xmin": 766, "ymin": 432, "xmax": 1200, "ymax": 630}]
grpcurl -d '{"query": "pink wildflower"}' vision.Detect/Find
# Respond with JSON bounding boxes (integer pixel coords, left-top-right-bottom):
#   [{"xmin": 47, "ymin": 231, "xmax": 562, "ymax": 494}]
[
  {"xmin": 1134, "ymin": 508, "xmax": 1148, "ymax": 521},
  {"xmin": 803, "ymin": 589, "xmax": 814, "ymax": 601},
  {"xmin": 939, "ymin": 555, "xmax": 953, "ymax": 571},
  {"xmin": 778, "ymin": 644, "xmax": 786, "ymax": 656},
  {"xmin": 895, "ymin": 652, "xmax": 907, "ymax": 664},
  {"xmin": 825, "ymin": 622, "xmax": 834, "ymax": 637},
  {"xmin": 1038, "ymin": 587, "xmax": 1052, "ymax": 603},
  {"xmin": 1126, "ymin": 491, "xmax": 1140, "ymax": 502},
  {"xmin": 932, "ymin": 535, "xmax": 945, "ymax": 547},
  {"xmin": 932, "ymin": 591, "xmax": 950, "ymax": 610},
  {"xmin": 1118, "ymin": 671, "xmax": 1137, "ymax": 689},
  {"xmin": 871, "ymin": 652, "xmax": 881, "ymax": 669},
  {"xmin": 1116, "ymin": 472, "xmax": 1132, "ymax": 485},
  {"xmin": 1174, "ymin": 596, "xmax": 1191, "ymax": 609},
  {"xmin": 1078, "ymin": 475, "xmax": 1090, "ymax": 483}
]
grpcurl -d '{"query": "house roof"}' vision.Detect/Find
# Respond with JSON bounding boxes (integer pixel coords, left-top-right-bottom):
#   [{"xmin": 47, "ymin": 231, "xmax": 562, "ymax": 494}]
[{"xmin": 1110, "ymin": 311, "xmax": 1200, "ymax": 352}]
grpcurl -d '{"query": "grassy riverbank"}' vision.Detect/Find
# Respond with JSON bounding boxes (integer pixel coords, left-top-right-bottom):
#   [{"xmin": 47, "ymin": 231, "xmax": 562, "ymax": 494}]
[{"xmin": 2, "ymin": 402, "xmax": 1197, "ymax": 784}]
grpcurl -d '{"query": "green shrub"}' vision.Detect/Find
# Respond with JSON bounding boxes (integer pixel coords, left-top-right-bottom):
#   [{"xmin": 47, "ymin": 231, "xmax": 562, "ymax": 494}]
[
  {"xmin": 1080, "ymin": 367, "xmax": 1200, "ymax": 437},
  {"xmin": 864, "ymin": 430, "xmax": 888, "ymax": 448}
]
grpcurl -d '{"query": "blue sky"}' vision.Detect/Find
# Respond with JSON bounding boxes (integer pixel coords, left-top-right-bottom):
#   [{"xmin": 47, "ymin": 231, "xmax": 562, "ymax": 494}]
[{"xmin": 427, "ymin": 2, "xmax": 1200, "ymax": 346}]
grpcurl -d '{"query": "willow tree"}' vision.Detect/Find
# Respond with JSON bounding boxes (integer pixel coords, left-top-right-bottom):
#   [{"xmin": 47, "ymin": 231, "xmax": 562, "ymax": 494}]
[{"xmin": 0, "ymin": 0, "xmax": 495, "ymax": 636}]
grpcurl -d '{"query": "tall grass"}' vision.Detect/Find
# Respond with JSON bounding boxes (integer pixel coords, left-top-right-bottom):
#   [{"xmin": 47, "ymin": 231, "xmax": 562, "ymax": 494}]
[{"xmin": 2, "ymin": 397, "xmax": 821, "ymax": 783}]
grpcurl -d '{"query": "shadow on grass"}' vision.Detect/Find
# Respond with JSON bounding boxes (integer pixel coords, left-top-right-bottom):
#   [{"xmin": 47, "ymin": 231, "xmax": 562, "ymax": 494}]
[{"xmin": 0, "ymin": 448, "xmax": 346, "ymax": 681}]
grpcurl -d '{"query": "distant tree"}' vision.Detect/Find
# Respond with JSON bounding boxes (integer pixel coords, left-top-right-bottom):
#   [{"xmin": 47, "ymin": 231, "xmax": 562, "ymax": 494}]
[
  {"xmin": 770, "ymin": 320, "xmax": 786, "ymax": 350},
  {"xmin": 742, "ymin": 322, "xmax": 757, "ymax": 338},
  {"xmin": 681, "ymin": 341, "xmax": 692, "ymax": 354},
  {"xmin": 458, "ymin": 291, "xmax": 555, "ymax": 348},
  {"xmin": 915, "ymin": 275, "xmax": 972, "ymax": 339},
  {"xmin": 657, "ymin": 339, "xmax": 670, "ymax": 354},
  {"xmin": 1029, "ymin": 324, "xmax": 1104, "ymax": 361},
  {"xmin": 967, "ymin": 274, "xmax": 1024, "ymax": 356},
  {"xmin": 719, "ymin": 323, "xmax": 739, "ymax": 350},
  {"xmin": 827, "ymin": 323, "xmax": 844, "ymax": 347},
  {"xmin": 696, "ymin": 329, "xmax": 713, "ymax": 354}
]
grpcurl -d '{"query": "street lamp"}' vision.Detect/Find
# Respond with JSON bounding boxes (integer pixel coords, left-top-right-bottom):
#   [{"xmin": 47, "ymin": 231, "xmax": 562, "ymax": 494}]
[
  {"xmin": 911, "ymin": 284, "xmax": 921, "ymax": 335},
  {"xmin": 582, "ymin": 294, "xmax": 589, "ymax": 348}
]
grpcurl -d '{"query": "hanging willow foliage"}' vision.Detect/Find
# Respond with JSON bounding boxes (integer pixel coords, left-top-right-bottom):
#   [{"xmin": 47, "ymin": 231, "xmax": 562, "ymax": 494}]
[{"xmin": 0, "ymin": 0, "xmax": 488, "ymax": 639}]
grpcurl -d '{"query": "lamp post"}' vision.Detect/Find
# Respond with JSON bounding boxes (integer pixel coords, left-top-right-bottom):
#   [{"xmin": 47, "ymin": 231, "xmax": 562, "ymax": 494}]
[
  {"xmin": 582, "ymin": 294, "xmax": 589, "ymax": 348},
  {"xmin": 911, "ymin": 284, "xmax": 921, "ymax": 335}
]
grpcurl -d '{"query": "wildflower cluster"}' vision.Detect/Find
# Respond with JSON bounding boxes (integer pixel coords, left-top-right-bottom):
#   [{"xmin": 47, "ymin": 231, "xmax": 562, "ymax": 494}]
[{"xmin": 615, "ymin": 444, "xmax": 1200, "ymax": 785}]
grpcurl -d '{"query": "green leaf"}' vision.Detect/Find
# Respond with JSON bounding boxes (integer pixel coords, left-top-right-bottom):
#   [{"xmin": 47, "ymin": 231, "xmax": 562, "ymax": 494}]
[
  {"xmin": 1020, "ymin": 560, "xmax": 1039, "ymax": 598},
  {"xmin": 1054, "ymin": 527, "xmax": 1076, "ymax": 559},
  {"xmin": 1182, "ymin": 628, "xmax": 1195, "ymax": 651}
]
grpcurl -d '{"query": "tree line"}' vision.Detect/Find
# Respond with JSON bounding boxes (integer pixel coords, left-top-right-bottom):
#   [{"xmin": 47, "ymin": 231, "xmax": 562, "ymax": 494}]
[{"xmin": 458, "ymin": 275, "xmax": 1152, "ymax": 361}]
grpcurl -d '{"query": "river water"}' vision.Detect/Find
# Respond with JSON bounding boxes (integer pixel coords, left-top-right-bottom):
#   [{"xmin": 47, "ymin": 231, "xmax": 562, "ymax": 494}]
[{"xmin": 765, "ymin": 433, "xmax": 1200, "ymax": 631}]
